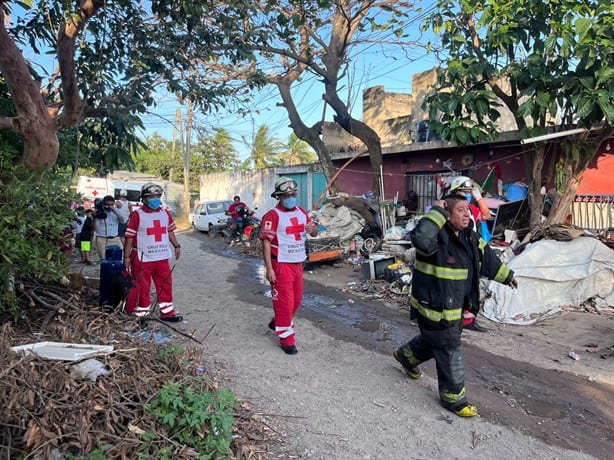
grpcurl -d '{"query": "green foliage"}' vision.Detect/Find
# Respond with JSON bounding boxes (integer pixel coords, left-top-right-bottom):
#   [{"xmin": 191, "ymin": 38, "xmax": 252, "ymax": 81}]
[
  {"xmin": 278, "ymin": 133, "xmax": 318, "ymax": 166},
  {"xmin": 423, "ymin": 0, "xmax": 614, "ymax": 144},
  {"xmin": 0, "ymin": 151, "xmax": 77, "ymax": 315},
  {"xmin": 143, "ymin": 377, "xmax": 236, "ymax": 459},
  {"xmin": 135, "ymin": 129, "xmax": 241, "ymax": 191},
  {"xmin": 244, "ymin": 125, "xmax": 285, "ymax": 169}
]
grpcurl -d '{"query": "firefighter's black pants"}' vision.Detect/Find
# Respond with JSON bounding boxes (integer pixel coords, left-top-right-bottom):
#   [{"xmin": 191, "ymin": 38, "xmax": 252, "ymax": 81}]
[{"xmin": 398, "ymin": 325, "xmax": 468, "ymax": 411}]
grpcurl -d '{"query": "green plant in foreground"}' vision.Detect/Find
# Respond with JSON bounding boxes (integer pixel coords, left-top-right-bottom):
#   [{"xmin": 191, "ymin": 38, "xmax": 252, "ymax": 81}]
[
  {"xmin": 143, "ymin": 377, "xmax": 236, "ymax": 458},
  {"xmin": 0, "ymin": 150, "xmax": 78, "ymax": 317}
]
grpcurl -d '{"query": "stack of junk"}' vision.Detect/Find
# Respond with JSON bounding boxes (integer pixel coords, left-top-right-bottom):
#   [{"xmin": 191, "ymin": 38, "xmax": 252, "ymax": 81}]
[{"xmin": 309, "ymin": 192, "xmax": 614, "ymax": 323}]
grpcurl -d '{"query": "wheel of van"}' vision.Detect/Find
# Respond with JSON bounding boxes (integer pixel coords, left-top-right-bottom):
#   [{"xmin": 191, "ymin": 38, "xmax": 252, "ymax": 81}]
[{"xmin": 208, "ymin": 223, "xmax": 216, "ymax": 238}]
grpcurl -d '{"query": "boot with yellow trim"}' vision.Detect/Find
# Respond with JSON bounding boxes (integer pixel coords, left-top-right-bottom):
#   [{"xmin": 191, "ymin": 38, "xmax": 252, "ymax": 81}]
[
  {"xmin": 393, "ymin": 348, "xmax": 422, "ymax": 379},
  {"xmin": 453, "ymin": 404, "xmax": 478, "ymax": 417}
]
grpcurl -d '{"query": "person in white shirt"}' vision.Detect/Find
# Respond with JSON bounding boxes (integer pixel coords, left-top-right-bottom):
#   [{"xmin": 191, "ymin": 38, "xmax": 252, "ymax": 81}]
[{"xmin": 115, "ymin": 189, "xmax": 133, "ymax": 244}]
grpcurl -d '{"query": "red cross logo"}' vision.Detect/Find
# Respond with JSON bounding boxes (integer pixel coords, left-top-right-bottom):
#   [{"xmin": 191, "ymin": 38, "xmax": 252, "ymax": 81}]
[
  {"xmin": 147, "ymin": 219, "xmax": 167, "ymax": 242},
  {"xmin": 92, "ymin": 190, "xmax": 99, "ymax": 196},
  {"xmin": 285, "ymin": 217, "xmax": 304, "ymax": 241}
]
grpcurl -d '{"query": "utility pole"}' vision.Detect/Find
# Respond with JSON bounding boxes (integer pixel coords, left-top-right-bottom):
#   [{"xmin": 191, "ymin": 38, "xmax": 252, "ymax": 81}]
[
  {"xmin": 170, "ymin": 108, "xmax": 181, "ymax": 182},
  {"xmin": 183, "ymin": 100, "xmax": 193, "ymax": 218}
]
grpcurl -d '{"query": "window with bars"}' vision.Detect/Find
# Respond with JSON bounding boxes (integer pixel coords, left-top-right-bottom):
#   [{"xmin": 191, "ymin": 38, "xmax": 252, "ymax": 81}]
[{"xmin": 405, "ymin": 171, "xmax": 459, "ymax": 213}]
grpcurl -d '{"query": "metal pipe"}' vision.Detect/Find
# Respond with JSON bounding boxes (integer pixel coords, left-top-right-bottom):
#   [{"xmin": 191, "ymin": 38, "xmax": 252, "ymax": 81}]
[{"xmin": 520, "ymin": 128, "xmax": 587, "ymax": 144}]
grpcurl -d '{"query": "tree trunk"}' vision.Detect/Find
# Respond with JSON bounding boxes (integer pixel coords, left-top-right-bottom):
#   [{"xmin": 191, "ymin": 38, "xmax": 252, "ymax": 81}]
[
  {"xmin": 528, "ymin": 145, "xmax": 545, "ymax": 228},
  {"xmin": 545, "ymin": 167, "xmax": 581, "ymax": 225},
  {"xmin": 0, "ymin": 12, "xmax": 60, "ymax": 168},
  {"xmin": 324, "ymin": 88, "xmax": 383, "ymax": 198},
  {"xmin": 545, "ymin": 139, "xmax": 606, "ymax": 225},
  {"xmin": 276, "ymin": 79, "xmax": 338, "ymax": 190}
]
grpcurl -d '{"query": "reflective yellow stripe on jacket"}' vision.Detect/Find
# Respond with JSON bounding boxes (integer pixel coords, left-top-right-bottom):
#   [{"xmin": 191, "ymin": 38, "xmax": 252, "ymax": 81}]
[
  {"xmin": 414, "ymin": 260, "xmax": 468, "ymax": 281},
  {"xmin": 493, "ymin": 263, "xmax": 511, "ymax": 283},
  {"xmin": 423, "ymin": 210, "xmax": 447, "ymax": 228},
  {"xmin": 410, "ymin": 297, "xmax": 463, "ymax": 323}
]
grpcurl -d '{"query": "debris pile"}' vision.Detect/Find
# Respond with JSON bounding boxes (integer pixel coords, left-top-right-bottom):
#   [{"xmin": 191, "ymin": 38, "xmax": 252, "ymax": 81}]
[{"xmin": 0, "ymin": 299, "xmax": 275, "ymax": 459}]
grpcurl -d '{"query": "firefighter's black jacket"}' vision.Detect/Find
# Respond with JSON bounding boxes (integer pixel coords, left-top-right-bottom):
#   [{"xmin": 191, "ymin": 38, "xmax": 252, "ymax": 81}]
[{"xmin": 410, "ymin": 206, "xmax": 514, "ymax": 333}]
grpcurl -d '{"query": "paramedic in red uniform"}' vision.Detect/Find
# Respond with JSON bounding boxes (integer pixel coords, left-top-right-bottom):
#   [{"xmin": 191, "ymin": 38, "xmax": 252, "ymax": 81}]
[
  {"xmin": 260, "ymin": 177, "xmax": 318, "ymax": 355},
  {"xmin": 124, "ymin": 182, "xmax": 183, "ymax": 322}
]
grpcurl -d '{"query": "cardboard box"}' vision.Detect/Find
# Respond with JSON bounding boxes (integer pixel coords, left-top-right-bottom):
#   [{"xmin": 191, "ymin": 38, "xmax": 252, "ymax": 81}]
[{"xmin": 361, "ymin": 256, "xmax": 396, "ymax": 280}]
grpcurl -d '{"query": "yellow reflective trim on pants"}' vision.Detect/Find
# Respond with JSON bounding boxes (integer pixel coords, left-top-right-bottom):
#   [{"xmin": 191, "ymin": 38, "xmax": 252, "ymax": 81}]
[
  {"xmin": 423, "ymin": 211, "xmax": 446, "ymax": 228},
  {"xmin": 410, "ymin": 297, "xmax": 462, "ymax": 323},
  {"xmin": 440, "ymin": 387, "xmax": 466, "ymax": 403},
  {"xmin": 415, "ymin": 260, "xmax": 468, "ymax": 281},
  {"xmin": 494, "ymin": 264, "xmax": 511, "ymax": 283}
]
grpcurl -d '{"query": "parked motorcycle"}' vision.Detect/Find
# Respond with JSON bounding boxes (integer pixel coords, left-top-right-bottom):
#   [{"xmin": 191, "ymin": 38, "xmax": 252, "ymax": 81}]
[{"xmin": 223, "ymin": 207, "xmax": 261, "ymax": 244}]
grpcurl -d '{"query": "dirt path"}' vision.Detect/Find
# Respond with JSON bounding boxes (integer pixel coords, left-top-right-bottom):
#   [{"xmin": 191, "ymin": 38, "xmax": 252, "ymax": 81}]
[{"xmin": 112, "ymin": 230, "xmax": 614, "ymax": 459}]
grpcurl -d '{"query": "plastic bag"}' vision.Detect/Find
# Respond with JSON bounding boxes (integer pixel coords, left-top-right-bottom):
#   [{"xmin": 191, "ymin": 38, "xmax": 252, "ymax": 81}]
[{"xmin": 70, "ymin": 359, "xmax": 111, "ymax": 382}]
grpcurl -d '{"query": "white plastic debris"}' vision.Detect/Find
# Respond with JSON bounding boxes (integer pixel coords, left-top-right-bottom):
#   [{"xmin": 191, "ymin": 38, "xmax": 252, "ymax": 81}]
[{"xmin": 70, "ymin": 359, "xmax": 111, "ymax": 381}]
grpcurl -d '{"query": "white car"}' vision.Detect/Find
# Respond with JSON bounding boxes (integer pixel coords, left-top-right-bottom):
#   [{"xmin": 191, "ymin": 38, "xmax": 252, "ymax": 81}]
[{"xmin": 189, "ymin": 200, "xmax": 232, "ymax": 236}]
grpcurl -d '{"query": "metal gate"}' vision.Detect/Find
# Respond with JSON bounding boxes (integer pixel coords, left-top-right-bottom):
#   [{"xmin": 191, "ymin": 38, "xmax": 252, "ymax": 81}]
[
  {"xmin": 571, "ymin": 195, "xmax": 614, "ymax": 232},
  {"xmin": 406, "ymin": 171, "xmax": 457, "ymax": 214}
]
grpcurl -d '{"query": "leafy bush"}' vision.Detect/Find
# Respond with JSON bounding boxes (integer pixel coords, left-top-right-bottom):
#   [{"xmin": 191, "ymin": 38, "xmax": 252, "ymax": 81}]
[
  {"xmin": 0, "ymin": 151, "xmax": 78, "ymax": 316},
  {"xmin": 143, "ymin": 376, "xmax": 236, "ymax": 459}
]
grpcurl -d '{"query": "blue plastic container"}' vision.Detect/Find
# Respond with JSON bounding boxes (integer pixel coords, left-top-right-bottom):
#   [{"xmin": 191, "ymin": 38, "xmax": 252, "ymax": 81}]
[
  {"xmin": 99, "ymin": 259, "xmax": 124, "ymax": 306},
  {"xmin": 507, "ymin": 184, "xmax": 528, "ymax": 201},
  {"xmin": 105, "ymin": 245, "xmax": 123, "ymax": 261},
  {"xmin": 100, "ymin": 245, "xmax": 124, "ymax": 306}
]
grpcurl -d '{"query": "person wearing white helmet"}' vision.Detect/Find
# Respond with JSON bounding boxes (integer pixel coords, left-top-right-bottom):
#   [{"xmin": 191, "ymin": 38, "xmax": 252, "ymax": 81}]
[
  {"xmin": 259, "ymin": 177, "xmax": 318, "ymax": 355},
  {"xmin": 123, "ymin": 182, "xmax": 183, "ymax": 323},
  {"xmin": 115, "ymin": 189, "xmax": 133, "ymax": 244},
  {"xmin": 448, "ymin": 176, "xmax": 492, "ymax": 224}
]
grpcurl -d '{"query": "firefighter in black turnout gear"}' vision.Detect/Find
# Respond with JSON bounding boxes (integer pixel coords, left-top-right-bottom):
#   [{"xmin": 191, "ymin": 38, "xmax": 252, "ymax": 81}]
[{"xmin": 393, "ymin": 194, "xmax": 518, "ymax": 417}]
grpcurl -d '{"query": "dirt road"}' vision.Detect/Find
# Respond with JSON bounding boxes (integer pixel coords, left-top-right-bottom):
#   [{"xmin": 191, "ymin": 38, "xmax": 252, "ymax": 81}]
[{"xmin": 146, "ymin": 230, "xmax": 614, "ymax": 459}]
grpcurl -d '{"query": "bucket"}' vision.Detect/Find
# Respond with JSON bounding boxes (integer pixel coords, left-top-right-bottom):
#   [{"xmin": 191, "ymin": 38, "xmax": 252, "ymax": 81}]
[
  {"xmin": 507, "ymin": 184, "xmax": 528, "ymax": 201},
  {"xmin": 104, "ymin": 245, "xmax": 123, "ymax": 261}
]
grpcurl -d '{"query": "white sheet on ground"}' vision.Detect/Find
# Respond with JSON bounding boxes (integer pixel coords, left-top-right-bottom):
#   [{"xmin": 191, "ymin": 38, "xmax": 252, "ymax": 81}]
[{"xmin": 483, "ymin": 237, "xmax": 614, "ymax": 324}]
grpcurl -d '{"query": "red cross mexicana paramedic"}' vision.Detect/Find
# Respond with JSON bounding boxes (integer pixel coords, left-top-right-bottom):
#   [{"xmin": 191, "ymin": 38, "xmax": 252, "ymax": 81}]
[
  {"xmin": 260, "ymin": 177, "xmax": 318, "ymax": 354},
  {"xmin": 124, "ymin": 182, "xmax": 183, "ymax": 322}
]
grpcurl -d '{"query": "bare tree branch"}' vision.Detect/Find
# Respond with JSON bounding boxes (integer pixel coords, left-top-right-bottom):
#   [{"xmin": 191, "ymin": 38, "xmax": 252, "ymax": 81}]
[{"xmin": 56, "ymin": 0, "xmax": 106, "ymax": 128}]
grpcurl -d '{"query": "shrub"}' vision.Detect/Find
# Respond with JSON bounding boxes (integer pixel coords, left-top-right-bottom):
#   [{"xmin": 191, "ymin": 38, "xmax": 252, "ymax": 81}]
[
  {"xmin": 0, "ymin": 151, "xmax": 78, "ymax": 317},
  {"xmin": 143, "ymin": 376, "xmax": 236, "ymax": 459}
]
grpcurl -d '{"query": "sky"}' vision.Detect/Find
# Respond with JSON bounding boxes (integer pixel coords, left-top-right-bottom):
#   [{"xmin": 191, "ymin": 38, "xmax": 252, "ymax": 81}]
[
  {"xmin": 140, "ymin": 52, "xmax": 439, "ymax": 162},
  {"xmin": 10, "ymin": 0, "xmax": 441, "ymax": 163},
  {"xmin": 137, "ymin": 2, "xmax": 442, "ymax": 162}
]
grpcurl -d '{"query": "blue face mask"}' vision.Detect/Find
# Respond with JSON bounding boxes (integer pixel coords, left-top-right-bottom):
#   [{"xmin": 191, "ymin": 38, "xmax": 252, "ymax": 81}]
[
  {"xmin": 147, "ymin": 198, "xmax": 162, "ymax": 210},
  {"xmin": 464, "ymin": 193, "xmax": 472, "ymax": 202},
  {"xmin": 282, "ymin": 197, "xmax": 297, "ymax": 209}
]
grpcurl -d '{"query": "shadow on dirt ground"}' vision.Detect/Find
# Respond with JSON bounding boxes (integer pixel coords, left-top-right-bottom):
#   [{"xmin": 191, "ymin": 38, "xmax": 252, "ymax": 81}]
[{"xmin": 194, "ymin": 229, "xmax": 614, "ymax": 460}]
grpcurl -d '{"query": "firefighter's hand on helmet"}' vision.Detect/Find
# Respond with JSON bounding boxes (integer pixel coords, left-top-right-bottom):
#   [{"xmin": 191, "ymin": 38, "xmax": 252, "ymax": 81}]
[{"xmin": 471, "ymin": 187, "xmax": 483, "ymax": 202}]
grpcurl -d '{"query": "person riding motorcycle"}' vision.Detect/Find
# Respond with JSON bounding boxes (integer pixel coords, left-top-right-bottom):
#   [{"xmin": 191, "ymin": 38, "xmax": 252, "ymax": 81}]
[{"xmin": 227, "ymin": 195, "xmax": 251, "ymax": 235}]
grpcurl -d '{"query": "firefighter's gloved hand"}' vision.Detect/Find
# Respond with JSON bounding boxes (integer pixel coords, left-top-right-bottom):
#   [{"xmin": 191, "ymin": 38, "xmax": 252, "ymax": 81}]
[
  {"xmin": 508, "ymin": 277, "xmax": 518, "ymax": 289},
  {"xmin": 471, "ymin": 187, "xmax": 483, "ymax": 201}
]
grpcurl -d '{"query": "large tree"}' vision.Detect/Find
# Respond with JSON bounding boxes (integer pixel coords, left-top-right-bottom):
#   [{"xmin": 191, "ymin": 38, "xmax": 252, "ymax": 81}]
[
  {"xmin": 0, "ymin": 0, "xmax": 253, "ymax": 170},
  {"xmin": 423, "ymin": 0, "xmax": 614, "ymax": 226},
  {"xmin": 222, "ymin": 0, "xmax": 421, "ymax": 195}
]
